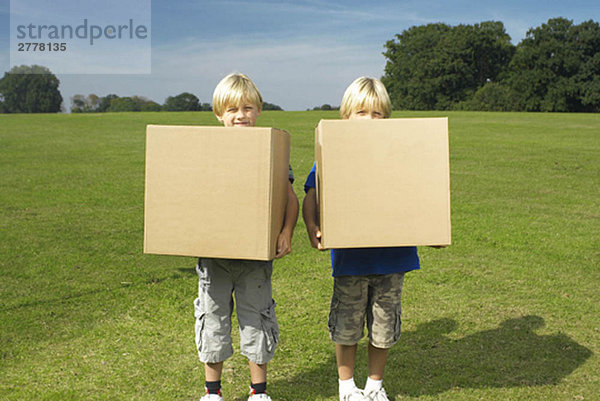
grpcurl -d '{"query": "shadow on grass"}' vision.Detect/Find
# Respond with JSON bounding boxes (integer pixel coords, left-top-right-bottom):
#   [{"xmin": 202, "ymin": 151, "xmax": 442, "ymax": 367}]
[
  {"xmin": 0, "ymin": 268, "xmax": 193, "ymax": 312},
  {"xmin": 177, "ymin": 267, "xmax": 198, "ymax": 275},
  {"xmin": 272, "ymin": 315, "xmax": 592, "ymax": 399}
]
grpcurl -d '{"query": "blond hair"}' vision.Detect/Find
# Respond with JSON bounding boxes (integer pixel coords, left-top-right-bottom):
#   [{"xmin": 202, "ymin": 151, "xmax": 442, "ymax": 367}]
[
  {"xmin": 212, "ymin": 73, "xmax": 263, "ymax": 117},
  {"xmin": 339, "ymin": 77, "xmax": 392, "ymax": 119}
]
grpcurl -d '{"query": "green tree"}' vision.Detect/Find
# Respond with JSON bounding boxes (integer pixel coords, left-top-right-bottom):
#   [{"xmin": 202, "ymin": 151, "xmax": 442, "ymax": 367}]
[
  {"xmin": 87, "ymin": 94, "xmax": 101, "ymax": 111},
  {"xmin": 97, "ymin": 94, "xmax": 119, "ymax": 112},
  {"xmin": 262, "ymin": 102, "xmax": 283, "ymax": 111},
  {"xmin": 104, "ymin": 96, "xmax": 161, "ymax": 112},
  {"xmin": 0, "ymin": 65, "xmax": 63, "ymax": 113},
  {"xmin": 454, "ymin": 82, "xmax": 517, "ymax": 111},
  {"xmin": 140, "ymin": 100, "xmax": 162, "ymax": 112},
  {"xmin": 107, "ymin": 97, "xmax": 140, "ymax": 112},
  {"xmin": 70, "ymin": 93, "xmax": 102, "ymax": 113},
  {"xmin": 505, "ymin": 18, "xmax": 600, "ymax": 112},
  {"xmin": 382, "ymin": 22, "xmax": 514, "ymax": 110},
  {"xmin": 71, "ymin": 94, "xmax": 86, "ymax": 113},
  {"xmin": 163, "ymin": 92, "xmax": 200, "ymax": 111}
]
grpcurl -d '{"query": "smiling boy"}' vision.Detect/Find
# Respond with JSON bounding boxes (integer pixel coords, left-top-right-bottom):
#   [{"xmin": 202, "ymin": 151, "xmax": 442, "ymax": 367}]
[{"xmin": 195, "ymin": 73, "xmax": 299, "ymax": 401}]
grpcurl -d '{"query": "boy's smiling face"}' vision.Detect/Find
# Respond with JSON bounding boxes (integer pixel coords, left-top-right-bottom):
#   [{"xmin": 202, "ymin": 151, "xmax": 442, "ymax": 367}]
[
  {"xmin": 348, "ymin": 107, "xmax": 384, "ymax": 120},
  {"xmin": 218, "ymin": 101, "xmax": 261, "ymax": 127}
]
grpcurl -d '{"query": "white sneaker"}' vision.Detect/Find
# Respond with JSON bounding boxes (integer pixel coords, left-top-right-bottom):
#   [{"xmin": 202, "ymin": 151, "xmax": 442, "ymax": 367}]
[
  {"xmin": 365, "ymin": 387, "xmax": 390, "ymax": 401},
  {"xmin": 341, "ymin": 387, "xmax": 367, "ymax": 401},
  {"xmin": 200, "ymin": 393, "xmax": 224, "ymax": 401},
  {"xmin": 248, "ymin": 393, "xmax": 272, "ymax": 400}
]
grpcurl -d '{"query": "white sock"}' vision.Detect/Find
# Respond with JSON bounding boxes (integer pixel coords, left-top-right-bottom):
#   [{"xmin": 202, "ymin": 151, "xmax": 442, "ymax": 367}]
[
  {"xmin": 364, "ymin": 377, "xmax": 383, "ymax": 393},
  {"xmin": 339, "ymin": 377, "xmax": 357, "ymax": 395}
]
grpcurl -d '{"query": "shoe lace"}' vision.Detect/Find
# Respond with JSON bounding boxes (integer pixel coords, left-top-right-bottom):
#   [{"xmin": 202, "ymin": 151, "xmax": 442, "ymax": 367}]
[
  {"xmin": 366, "ymin": 387, "xmax": 388, "ymax": 401},
  {"xmin": 343, "ymin": 389, "xmax": 365, "ymax": 401}
]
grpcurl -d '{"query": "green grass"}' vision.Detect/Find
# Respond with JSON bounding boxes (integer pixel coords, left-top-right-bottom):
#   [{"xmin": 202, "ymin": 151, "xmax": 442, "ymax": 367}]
[{"xmin": 0, "ymin": 110, "xmax": 598, "ymax": 400}]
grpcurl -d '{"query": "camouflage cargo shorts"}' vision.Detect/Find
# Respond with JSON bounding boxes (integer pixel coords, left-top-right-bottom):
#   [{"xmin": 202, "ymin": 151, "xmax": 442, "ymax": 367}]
[
  {"xmin": 194, "ymin": 258, "xmax": 278, "ymax": 365},
  {"xmin": 328, "ymin": 273, "xmax": 405, "ymax": 349}
]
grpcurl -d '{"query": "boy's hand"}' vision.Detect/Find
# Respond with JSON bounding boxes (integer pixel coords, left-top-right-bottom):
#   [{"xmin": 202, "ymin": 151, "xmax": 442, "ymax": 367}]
[
  {"xmin": 308, "ymin": 225, "xmax": 325, "ymax": 250},
  {"xmin": 275, "ymin": 229, "xmax": 293, "ymax": 258},
  {"xmin": 275, "ymin": 182, "xmax": 299, "ymax": 259},
  {"xmin": 302, "ymin": 187, "xmax": 324, "ymax": 251}
]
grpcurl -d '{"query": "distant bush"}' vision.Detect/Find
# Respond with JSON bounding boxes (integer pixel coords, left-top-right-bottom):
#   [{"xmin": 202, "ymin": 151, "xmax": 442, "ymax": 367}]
[
  {"xmin": 454, "ymin": 82, "xmax": 517, "ymax": 111},
  {"xmin": 263, "ymin": 102, "xmax": 283, "ymax": 111},
  {"xmin": 70, "ymin": 93, "xmax": 210, "ymax": 113},
  {"xmin": 163, "ymin": 92, "xmax": 200, "ymax": 111},
  {"xmin": 140, "ymin": 101, "xmax": 162, "ymax": 112},
  {"xmin": 311, "ymin": 104, "xmax": 339, "ymax": 111}
]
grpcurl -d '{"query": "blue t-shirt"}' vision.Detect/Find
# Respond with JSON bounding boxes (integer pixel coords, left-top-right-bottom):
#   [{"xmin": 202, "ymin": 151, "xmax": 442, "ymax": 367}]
[{"xmin": 304, "ymin": 162, "xmax": 420, "ymax": 277}]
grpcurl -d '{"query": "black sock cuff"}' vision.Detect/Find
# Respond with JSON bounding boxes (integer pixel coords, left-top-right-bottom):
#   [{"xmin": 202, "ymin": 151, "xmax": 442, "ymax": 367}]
[
  {"xmin": 205, "ymin": 380, "xmax": 221, "ymax": 395},
  {"xmin": 251, "ymin": 381, "xmax": 267, "ymax": 394}
]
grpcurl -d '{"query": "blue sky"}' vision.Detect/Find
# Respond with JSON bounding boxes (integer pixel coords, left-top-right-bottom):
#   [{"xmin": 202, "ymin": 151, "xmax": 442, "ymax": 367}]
[{"xmin": 1, "ymin": 0, "xmax": 599, "ymax": 111}]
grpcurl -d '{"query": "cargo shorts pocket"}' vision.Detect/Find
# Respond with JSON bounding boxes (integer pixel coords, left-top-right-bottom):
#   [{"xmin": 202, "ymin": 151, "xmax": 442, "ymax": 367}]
[
  {"xmin": 328, "ymin": 296, "xmax": 339, "ymax": 339},
  {"xmin": 393, "ymin": 304, "xmax": 403, "ymax": 343},
  {"xmin": 260, "ymin": 300, "xmax": 279, "ymax": 353},
  {"xmin": 195, "ymin": 313, "xmax": 206, "ymax": 352}
]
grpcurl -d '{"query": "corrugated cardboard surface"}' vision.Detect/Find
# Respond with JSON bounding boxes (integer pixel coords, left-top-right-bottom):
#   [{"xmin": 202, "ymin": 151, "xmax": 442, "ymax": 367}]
[
  {"xmin": 316, "ymin": 118, "xmax": 451, "ymax": 248},
  {"xmin": 144, "ymin": 125, "xmax": 289, "ymax": 260}
]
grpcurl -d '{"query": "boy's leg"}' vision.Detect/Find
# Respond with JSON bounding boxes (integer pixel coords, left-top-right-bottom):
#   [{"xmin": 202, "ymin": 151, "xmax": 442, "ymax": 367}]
[
  {"xmin": 330, "ymin": 276, "xmax": 369, "ymax": 400},
  {"xmin": 204, "ymin": 362, "xmax": 224, "ymax": 397},
  {"xmin": 233, "ymin": 260, "xmax": 277, "ymax": 396},
  {"xmin": 366, "ymin": 272, "xmax": 405, "ymax": 351},
  {"xmin": 234, "ymin": 260, "xmax": 278, "ymax": 365},
  {"xmin": 367, "ymin": 343, "xmax": 388, "ymax": 380},
  {"xmin": 363, "ymin": 272, "xmax": 405, "ymax": 399},
  {"xmin": 365, "ymin": 345, "xmax": 388, "ymax": 400},
  {"xmin": 205, "ymin": 361, "xmax": 224, "ymax": 382},
  {"xmin": 194, "ymin": 259, "xmax": 235, "ymax": 376},
  {"xmin": 336, "ymin": 343, "xmax": 358, "ymax": 380},
  {"xmin": 336, "ymin": 344, "xmax": 365, "ymax": 401},
  {"xmin": 249, "ymin": 361, "xmax": 267, "ymax": 384},
  {"xmin": 329, "ymin": 275, "xmax": 368, "ymax": 362}
]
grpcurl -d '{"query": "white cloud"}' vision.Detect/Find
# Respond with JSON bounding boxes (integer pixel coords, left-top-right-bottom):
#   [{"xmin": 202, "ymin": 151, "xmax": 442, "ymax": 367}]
[
  {"xmin": 57, "ymin": 35, "xmax": 387, "ymax": 111},
  {"xmin": 150, "ymin": 36, "xmax": 385, "ymax": 109}
]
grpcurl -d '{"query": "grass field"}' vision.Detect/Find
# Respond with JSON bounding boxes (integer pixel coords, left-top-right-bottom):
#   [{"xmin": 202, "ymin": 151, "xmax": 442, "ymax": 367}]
[{"xmin": 0, "ymin": 110, "xmax": 598, "ymax": 401}]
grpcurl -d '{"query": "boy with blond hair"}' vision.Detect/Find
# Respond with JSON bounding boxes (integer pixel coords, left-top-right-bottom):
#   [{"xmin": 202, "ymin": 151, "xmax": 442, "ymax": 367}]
[
  {"xmin": 302, "ymin": 77, "xmax": 420, "ymax": 401},
  {"xmin": 195, "ymin": 73, "xmax": 299, "ymax": 401}
]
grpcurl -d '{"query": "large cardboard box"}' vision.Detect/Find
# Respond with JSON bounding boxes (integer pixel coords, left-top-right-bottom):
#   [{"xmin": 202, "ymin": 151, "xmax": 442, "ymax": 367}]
[
  {"xmin": 144, "ymin": 125, "xmax": 290, "ymax": 260},
  {"xmin": 315, "ymin": 118, "xmax": 451, "ymax": 248}
]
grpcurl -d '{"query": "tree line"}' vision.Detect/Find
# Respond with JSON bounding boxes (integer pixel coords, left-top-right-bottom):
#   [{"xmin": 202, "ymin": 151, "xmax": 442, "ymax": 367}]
[
  {"xmin": 70, "ymin": 92, "xmax": 212, "ymax": 113},
  {"xmin": 2, "ymin": 17, "xmax": 598, "ymax": 114},
  {"xmin": 70, "ymin": 93, "xmax": 282, "ymax": 113},
  {"xmin": 309, "ymin": 104, "xmax": 340, "ymax": 111},
  {"xmin": 382, "ymin": 17, "xmax": 600, "ymax": 112},
  {"xmin": 0, "ymin": 66, "xmax": 283, "ymax": 113}
]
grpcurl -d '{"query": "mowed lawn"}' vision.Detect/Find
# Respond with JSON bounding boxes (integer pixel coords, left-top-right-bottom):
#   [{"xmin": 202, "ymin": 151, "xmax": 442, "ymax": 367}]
[{"xmin": 0, "ymin": 110, "xmax": 598, "ymax": 401}]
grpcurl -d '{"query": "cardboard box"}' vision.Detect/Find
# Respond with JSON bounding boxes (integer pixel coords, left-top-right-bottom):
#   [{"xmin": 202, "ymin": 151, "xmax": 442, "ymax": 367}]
[
  {"xmin": 315, "ymin": 118, "xmax": 451, "ymax": 248},
  {"xmin": 144, "ymin": 125, "xmax": 290, "ymax": 260}
]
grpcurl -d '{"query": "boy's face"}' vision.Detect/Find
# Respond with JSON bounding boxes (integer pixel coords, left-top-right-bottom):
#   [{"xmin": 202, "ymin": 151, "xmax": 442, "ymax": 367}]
[
  {"xmin": 218, "ymin": 102, "xmax": 261, "ymax": 127},
  {"xmin": 348, "ymin": 107, "xmax": 384, "ymax": 120}
]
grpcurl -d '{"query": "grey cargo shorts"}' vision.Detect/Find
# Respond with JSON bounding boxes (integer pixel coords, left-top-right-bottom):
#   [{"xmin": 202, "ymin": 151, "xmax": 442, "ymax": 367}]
[
  {"xmin": 194, "ymin": 258, "xmax": 279, "ymax": 365},
  {"xmin": 328, "ymin": 272, "xmax": 405, "ymax": 349}
]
